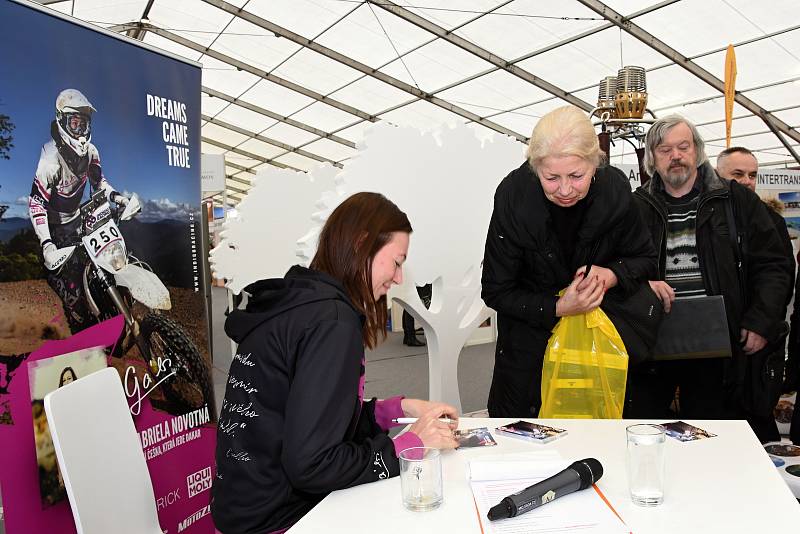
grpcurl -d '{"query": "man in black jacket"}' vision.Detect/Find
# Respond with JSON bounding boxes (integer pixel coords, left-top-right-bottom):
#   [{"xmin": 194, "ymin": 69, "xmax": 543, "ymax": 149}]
[
  {"xmin": 716, "ymin": 146, "xmax": 794, "ymax": 269},
  {"xmin": 630, "ymin": 116, "xmax": 793, "ymax": 441},
  {"xmin": 717, "ymin": 146, "xmax": 795, "ymax": 442}
]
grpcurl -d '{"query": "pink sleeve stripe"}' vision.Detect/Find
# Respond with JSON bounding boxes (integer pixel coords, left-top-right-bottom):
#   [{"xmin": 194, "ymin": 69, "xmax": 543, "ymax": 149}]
[
  {"xmin": 392, "ymin": 431, "xmax": 424, "ymax": 459},
  {"xmin": 374, "ymin": 395, "xmax": 404, "ymax": 431}
]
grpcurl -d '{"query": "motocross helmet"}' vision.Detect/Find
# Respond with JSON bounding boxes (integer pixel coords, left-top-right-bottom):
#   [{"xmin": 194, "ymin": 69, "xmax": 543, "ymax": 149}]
[{"xmin": 55, "ymin": 89, "xmax": 96, "ymax": 158}]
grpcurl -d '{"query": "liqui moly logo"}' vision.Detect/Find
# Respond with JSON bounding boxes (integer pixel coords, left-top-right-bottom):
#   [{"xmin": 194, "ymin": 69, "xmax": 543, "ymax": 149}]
[{"xmin": 187, "ymin": 466, "xmax": 212, "ymax": 498}]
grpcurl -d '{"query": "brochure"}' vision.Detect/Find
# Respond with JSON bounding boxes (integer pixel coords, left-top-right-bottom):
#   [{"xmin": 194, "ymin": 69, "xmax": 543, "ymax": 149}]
[
  {"xmin": 455, "ymin": 427, "xmax": 497, "ymax": 448},
  {"xmin": 495, "ymin": 420, "xmax": 568, "ymax": 444},
  {"xmin": 660, "ymin": 421, "xmax": 717, "ymax": 442}
]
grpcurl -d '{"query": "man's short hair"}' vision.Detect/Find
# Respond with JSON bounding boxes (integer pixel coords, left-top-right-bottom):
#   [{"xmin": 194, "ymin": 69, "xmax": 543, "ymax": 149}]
[
  {"xmin": 643, "ymin": 114, "xmax": 708, "ymax": 176},
  {"xmin": 716, "ymin": 146, "xmax": 757, "ymax": 169}
]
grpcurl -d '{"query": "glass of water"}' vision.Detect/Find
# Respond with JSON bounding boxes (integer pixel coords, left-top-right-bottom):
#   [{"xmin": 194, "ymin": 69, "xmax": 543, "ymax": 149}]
[
  {"xmin": 399, "ymin": 447, "xmax": 443, "ymax": 511},
  {"xmin": 626, "ymin": 424, "xmax": 666, "ymax": 506}
]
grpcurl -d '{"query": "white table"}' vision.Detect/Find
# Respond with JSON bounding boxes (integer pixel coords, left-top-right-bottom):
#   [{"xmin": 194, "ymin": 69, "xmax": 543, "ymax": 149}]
[{"xmin": 288, "ymin": 418, "xmax": 800, "ymax": 533}]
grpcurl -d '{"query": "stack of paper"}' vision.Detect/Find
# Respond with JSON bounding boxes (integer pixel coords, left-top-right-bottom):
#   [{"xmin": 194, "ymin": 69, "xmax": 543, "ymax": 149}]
[{"xmin": 469, "ymin": 454, "xmax": 630, "ymax": 534}]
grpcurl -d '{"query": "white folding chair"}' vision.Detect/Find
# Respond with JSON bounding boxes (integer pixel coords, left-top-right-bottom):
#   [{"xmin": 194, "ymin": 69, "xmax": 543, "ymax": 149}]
[{"xmin": 44, "ymin": 367, "xmax": 163, "ymax": 534}]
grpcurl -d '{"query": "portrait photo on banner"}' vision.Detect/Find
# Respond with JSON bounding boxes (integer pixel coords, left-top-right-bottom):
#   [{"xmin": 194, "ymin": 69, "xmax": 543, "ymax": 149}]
[{"xmin": 27, "ymin": 347, "xmax": 106, "ymax": 508}]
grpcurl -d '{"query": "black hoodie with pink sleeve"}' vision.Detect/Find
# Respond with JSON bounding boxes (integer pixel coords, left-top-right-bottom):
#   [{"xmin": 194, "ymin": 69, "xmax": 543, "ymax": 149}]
[{"xmin": 211, "ymin": 265, "xmax": 420, "ymax": 534}]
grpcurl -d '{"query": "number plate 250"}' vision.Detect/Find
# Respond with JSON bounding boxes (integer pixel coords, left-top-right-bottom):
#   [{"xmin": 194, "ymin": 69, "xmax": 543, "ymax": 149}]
[{"xmin": 83, "ymin": 220, "xmax": 122, "ymax": 257}]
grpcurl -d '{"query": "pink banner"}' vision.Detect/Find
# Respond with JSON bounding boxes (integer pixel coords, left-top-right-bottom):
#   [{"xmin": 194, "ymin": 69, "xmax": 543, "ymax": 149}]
[{"xmin": 0, "ymin": 317, "xmax": 216, "ymax": 533}]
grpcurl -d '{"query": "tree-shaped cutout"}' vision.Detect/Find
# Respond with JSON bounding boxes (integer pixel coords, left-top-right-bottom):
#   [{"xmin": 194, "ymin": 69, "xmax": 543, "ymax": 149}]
[
  {"xmin": 211, "ymin": 164, "xmax": 336, "ymax": 294},
  {"xmin": 301, "ymin": 123, "xmax": 523, "ymax": 411}
]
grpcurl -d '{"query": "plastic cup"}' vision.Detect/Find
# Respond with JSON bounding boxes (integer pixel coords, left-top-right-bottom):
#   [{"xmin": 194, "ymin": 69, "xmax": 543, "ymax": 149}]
[
  {"xmin": 626, "ymin": 424, "xmax": 666, "ymax": 506},
  {"xmin": 399, "ymin": 447, "xmax": 443, "ymax": 512}
]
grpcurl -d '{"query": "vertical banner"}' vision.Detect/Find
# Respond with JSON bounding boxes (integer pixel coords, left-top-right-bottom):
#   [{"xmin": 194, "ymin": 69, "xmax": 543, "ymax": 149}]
[
  {"xmin": 758, "ymin": 169, "xmax": 800, "ymax": 250},
  {"xmin": 724, "ymin": 44, "xmax": 737, "ymax": 149},
  {"xmin": 0, "ymin": 2, "xmax": 215, "ymax": 533}
]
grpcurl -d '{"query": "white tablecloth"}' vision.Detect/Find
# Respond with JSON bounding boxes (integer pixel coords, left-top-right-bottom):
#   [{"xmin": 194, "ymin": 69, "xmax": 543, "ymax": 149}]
[{"xmin": 288, "ymin": 418, "xmax": 800, "ymax": 534}]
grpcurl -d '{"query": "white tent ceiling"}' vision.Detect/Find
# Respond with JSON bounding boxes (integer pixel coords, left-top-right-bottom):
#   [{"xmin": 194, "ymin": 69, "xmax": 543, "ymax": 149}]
[{"xmin": 37, "ymin": 0, "xmax": 800, "ymax": 204}]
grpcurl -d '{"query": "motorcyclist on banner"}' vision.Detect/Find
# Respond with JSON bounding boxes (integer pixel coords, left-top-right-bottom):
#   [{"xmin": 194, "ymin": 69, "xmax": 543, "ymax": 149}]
[{"xmin": 28, "ymin": 89, "xmax": 129, "ymax": 333}]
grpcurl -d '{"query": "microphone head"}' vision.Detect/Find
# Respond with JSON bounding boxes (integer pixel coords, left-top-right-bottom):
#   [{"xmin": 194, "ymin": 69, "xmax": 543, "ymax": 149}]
[
  {"xmin": 570, "ymin": 458, "xmax": 603, "ymax": 489},
  {"xmin": 488, "ymin": 500, "xmax": 513, "ymax": 521}
]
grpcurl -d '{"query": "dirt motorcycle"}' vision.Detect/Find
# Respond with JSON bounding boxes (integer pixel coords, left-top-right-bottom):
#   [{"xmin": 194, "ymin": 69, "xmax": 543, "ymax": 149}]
[{"xmin": 50, "ymin": 188, "xmax": 213, "ymax": 417}]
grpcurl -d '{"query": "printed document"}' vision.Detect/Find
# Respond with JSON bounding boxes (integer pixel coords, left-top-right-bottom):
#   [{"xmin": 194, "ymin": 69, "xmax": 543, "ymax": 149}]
[{"xmin": 469, "ymin": 457, "xmax": 630, "ymax": 534}]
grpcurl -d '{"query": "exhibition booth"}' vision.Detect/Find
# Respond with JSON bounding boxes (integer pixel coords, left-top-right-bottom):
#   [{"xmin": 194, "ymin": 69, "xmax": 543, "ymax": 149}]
[{"xmin": 1, "ymin": 0, "xmax": 799, "ymax": 533}]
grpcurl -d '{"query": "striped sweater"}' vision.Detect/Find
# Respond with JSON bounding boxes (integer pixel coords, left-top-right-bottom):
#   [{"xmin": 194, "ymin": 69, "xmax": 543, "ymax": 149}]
[{"xmin": 663, "ymin": 190, "xmax": 707, "ymax": 299}]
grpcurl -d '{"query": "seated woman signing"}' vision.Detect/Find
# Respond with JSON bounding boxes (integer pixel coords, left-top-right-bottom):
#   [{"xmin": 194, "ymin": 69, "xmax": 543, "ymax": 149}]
[{"xmin": 212, "ymin": 192, "xmax": 459, "ymax": 534}]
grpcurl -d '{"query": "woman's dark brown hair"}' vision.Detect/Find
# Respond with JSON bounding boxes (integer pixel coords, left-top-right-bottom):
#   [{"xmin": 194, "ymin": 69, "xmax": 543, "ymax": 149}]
[
  {"xmin": 58, "ymin": 366, "xmax": 78, "ymax": 387},
  {"xmin": 310, "ymin": 192, "xmax": 412, "ymax": 349}
]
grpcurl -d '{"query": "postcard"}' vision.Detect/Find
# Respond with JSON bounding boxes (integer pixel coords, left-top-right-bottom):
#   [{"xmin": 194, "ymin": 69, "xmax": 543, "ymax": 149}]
[
  {"xmin": 660, "ymin": 421, "xmax": 717, "ymax": 442},
  {"xmin": 495, "ymin": 420, "xmax": 568, "ymax": 444},
  {"xmin": 455, "ymin": 427, "xmax": 497, "ymax": 448}
]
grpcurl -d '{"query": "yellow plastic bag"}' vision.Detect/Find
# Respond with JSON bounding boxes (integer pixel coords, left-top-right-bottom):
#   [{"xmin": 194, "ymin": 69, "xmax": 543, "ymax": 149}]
[{"xmin": 539, "ymin": 292, "xmax": 629, "ymax": 419}]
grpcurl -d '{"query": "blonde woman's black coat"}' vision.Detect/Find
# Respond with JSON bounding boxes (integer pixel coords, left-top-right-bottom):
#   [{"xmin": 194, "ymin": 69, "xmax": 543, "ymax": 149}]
[{"xmin": 481, "ymin": 161, "xmax": 657, "ymax": 417}]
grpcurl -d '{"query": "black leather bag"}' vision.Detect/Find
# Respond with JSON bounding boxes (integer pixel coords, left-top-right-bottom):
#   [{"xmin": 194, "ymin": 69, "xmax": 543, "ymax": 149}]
[
  {"xmin": 741, "ymin": 325, "xmax": 788, "ymax": 416},
  {"xmin": 583, "ymin": 241, "xmax": 664, "ymax": 366},
  {"xmin": 602, "ymin": 283, "xmax": 664, "ymax": 366}
]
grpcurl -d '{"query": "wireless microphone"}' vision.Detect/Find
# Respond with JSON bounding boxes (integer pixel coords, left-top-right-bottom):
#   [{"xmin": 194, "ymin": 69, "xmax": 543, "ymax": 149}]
[{"xmin": 487, "ymin": 458, "xmax": 603, "ymax": 521}]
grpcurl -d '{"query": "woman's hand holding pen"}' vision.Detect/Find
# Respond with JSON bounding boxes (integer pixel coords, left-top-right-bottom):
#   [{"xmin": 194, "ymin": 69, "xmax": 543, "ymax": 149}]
[
  {"xmin": 408, "ymin": 405, "xmax": 459, "ymax": 450},
  {"xmin": 402, "ymin": 399, "xmax": 459, "ymax": 449},
  {"xmin": 400, "ymin": 399, "xmax": 459, "ymax": 425}
]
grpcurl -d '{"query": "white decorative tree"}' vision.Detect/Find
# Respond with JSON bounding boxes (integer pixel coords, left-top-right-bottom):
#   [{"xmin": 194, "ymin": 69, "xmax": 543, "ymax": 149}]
[
  {"xmin": 210, "ymin": 164, "xmax": 337, "ymax": 295},
  {"xmin": 299, "ymin": 123, "xmax": 523, "ymax": 411}
]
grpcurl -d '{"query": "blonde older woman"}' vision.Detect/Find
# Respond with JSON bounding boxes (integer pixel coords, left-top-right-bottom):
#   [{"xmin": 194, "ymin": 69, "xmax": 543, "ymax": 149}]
[{"xmin": 481, "ymin": 105, "xmax": 657, "ymax": 418}]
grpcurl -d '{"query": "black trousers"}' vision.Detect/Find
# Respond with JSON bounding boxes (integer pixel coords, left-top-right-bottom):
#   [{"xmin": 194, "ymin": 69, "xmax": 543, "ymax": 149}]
[
  {"xmin": 625, "ymin": 358, "xmax": 780, "ymax": 443},
  {"xmin": 401, "ymin": 308, "xmax": 416, "ymax": 340},
  {"xmin": 487, "ymin": 345, "xmax": 544, "ymax": 418},
  {"xmin": 401, "ymin": 284, "xmax": 431, "ymax": 340}
]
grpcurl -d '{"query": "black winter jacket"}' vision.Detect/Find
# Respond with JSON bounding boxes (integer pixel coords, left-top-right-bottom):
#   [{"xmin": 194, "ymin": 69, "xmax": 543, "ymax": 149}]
[
  {"xmin": 766, "ymin": 206, "xmax": 794, "ymax": 283},
  {"xmin": 634, "ymin": 163, "xmax": 793, "ymax": 346},
  {"xmin": 481, "ymin": 162, "xmax": 657, "ymax": 376},
  {"xmin": 211, "ymin": 266, "xmax": 398, "ymax": 534}
]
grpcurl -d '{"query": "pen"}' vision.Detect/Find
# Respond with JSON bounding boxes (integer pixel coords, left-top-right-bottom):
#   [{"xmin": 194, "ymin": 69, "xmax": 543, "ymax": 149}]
[{"xmin": 391, "ymin": 417, "xmax": 455, "ymax": 425}]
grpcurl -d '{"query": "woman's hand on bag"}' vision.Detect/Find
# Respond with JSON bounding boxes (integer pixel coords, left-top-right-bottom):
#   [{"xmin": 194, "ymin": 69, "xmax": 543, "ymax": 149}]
[
  {"xmin": 575, "ymin": 265, "xmax": 617, "ymax": 291},
  {"xmin": 648, "ymin": 281, "xmax": 675, "ymax": 313},
  {"xmin": 556, "ymin": 273, "xmax": 605, "ymax": 317},
  {"xmin": 401, "ymin": 398, "xmax": 459, "ymax": 428},
  {"xmin": 408, "ymin": 406, "xmax": 459, "ymax": 450}
]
